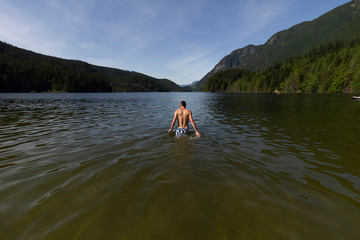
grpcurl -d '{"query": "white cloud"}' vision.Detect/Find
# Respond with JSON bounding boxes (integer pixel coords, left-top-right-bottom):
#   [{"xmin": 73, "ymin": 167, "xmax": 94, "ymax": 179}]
[{"xmin": 0, "ymin": 1, "xmax": 68, "ymax": 56}]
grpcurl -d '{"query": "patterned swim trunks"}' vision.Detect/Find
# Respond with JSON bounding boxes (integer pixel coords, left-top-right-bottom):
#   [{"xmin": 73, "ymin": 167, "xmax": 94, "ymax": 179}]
[{"xmin": 176, "ymin": 127, "xmax": 189, "ymax": 136}]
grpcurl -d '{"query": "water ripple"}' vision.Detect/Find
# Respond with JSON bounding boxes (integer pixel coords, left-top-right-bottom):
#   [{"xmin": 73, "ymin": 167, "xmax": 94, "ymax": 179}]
[{"xmin": 1, "ymin": 93, "xmax": 360, "ymax": 239}]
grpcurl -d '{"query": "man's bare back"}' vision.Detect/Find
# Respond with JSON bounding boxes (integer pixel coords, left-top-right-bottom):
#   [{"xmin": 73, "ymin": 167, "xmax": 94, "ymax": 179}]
[
  {"xmin": 168, "ymin": 101, "xmax": 200, "ymax": 137},
  {"xmin": 175, "ymin": 108, "xmax": 190, "ymax": 128}
]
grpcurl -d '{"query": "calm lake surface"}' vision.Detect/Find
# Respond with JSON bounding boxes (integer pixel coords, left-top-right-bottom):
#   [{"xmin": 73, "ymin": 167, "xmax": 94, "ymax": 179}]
[{"xmin": 1, "ymin": 92, "xmax": 360, "ymax": 239}]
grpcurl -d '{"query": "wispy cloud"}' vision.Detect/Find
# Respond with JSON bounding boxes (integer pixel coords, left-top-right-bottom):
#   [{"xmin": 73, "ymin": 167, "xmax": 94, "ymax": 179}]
[
  {"xmin": 0, "ymin": 1, "xmax": 65, "ymax": 56},
  {"xmin": 0, "ymin": 0, "xmax": 95, "ymax": 60}
]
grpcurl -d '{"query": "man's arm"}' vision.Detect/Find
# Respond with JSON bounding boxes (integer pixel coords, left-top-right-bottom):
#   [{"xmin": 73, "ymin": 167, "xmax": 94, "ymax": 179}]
[
  {"xmin": 168, "ymin": 111, "xmax": 177, "ymax": 133},
  {"xmin": 189, "ymin": 112, "xmax": 201, "ymax": 137}
]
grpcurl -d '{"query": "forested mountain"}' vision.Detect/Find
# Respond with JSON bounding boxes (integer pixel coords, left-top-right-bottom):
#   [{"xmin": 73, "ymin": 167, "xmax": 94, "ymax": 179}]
[
  {"xmin": 204, "ymin": 39, "xmax": 360, "ymax": 93},
  {"xmin": 0, "ymin": 41, "xmax": 182, "ymax": 92},
  {"xmin": 195, "ymin": 0, "xmax": 360, "ymax": 90}
]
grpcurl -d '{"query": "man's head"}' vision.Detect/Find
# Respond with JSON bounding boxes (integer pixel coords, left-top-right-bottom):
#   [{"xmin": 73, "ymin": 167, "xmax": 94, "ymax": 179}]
[{"xmin": 180, "ymin": 101, "xmax": 186, "ymax": 108}]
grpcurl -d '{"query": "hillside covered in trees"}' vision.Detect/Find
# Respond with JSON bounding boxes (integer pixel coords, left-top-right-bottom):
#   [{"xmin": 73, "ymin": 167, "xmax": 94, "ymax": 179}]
[
  {"xmin": 0, "ymin": 41, "xmax": 183, "ymax": 93},
  {"xmin": 204, "ymin": 39, "xmax": 360, "ymax": 93},
  {"xmin": 195, "ymin": 0, "xmax": 360, "ymax": 90}
]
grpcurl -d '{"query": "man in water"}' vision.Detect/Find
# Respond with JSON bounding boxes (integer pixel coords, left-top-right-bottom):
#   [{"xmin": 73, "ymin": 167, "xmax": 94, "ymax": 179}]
[{"xmin": 168, "ymin": 101, "xmax": 201, "ymax": 137}]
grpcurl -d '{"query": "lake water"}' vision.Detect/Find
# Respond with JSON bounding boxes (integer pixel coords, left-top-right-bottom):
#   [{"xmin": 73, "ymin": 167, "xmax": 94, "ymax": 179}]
[{"xmin": 0, "ymin": 92, "xmax": 360, "ymax": 239}]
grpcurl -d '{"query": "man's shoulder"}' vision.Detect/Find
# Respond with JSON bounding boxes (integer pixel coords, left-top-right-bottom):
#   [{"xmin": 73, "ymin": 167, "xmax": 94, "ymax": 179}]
[
  {"xmin": 175, "ymin": 109, "xmax": 182, "ymax": 115},
  {"xmin": 184, "ymin": 109, "xmax": 192, "ymax": 115}
]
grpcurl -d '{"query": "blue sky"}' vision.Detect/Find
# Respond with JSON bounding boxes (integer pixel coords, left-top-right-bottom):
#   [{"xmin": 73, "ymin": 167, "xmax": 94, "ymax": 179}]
[{"xmin": 0, "ymin": 0, "xmax": 350, "ymax": 85}]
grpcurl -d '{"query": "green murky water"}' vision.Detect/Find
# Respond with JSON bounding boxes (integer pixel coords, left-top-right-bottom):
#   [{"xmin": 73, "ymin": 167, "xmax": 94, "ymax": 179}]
[{"xmin": 1, "ymin": 92, "xmax": 359, "ymax": 239}]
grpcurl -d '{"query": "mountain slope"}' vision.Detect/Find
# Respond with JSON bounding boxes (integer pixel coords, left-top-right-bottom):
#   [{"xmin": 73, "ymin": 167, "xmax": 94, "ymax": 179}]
[
  {"xmin": 195, "ymin": 0, "xmax": 360, "ymax": 90},
  {"xmin": 0, "ymin": 41, "xmax": 182, "ymax": 92},
  {"xmin": 204, "ymin": 39, "xmax": 360, "ymax": 93}
]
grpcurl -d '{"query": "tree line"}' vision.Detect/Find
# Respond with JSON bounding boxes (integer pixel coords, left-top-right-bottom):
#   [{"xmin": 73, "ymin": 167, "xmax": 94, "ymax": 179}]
[
  {"xmin": 0, "ymin": 41, "xmax": 182, "ymax": 92},
  {"xmin": 204, "ymin": 39, "xmax": 360, "ymax": 93}
]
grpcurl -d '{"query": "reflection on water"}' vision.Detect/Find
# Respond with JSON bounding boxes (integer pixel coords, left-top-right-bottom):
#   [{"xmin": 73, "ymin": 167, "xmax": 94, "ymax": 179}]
[{"xmin": 0, "ymin": 92, "xmax": 360, "ymax": 239}]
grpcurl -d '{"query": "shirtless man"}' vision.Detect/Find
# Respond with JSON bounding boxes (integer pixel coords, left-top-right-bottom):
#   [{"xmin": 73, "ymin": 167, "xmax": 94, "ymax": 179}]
[{"xmin": 168, "ymin": 101, "xmax": 201, "ymax": 137}]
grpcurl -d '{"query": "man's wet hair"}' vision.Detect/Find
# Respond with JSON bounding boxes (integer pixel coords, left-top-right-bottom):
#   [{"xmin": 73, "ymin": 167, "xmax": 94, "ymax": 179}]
[{"xmin": 180, "ymin": 101, "xmax": 186, "ymax": 107}]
